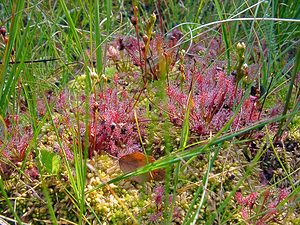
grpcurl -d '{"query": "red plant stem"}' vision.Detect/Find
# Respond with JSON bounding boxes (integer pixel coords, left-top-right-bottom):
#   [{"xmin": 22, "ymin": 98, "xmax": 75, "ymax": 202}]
[
  {"xmin": 157, "ymin": 0, "xmax": 164, "ymax": 35},
  {"xmin": 132, "ymin": 5, "xmax": 144, "ymax": 81},
  {"xmin": 258, "ymin": 207, "xmax": 279, "ymax": 224},
  {"xmin": 210, "ymin": 90, "xmax": 227, "ymax": 122},
  {"xmin": 206, "ymin": 94, "xmax": 217, "ymax": 123},
  {"xmin": 92, "ymin": 111, "xmax": 97, "ymax": 156},
  {"xmin": 135, "ymin": 24, "xmax": 142, "ymax": 68},
  {"xmin": 234, "ymin": 83, "xmax": 238, "ymax": 99},
  {"xmin": 249, "ymin": 100, "xmax": 257, "ymax": 121},
  {"xmin": 144, "ymin": 47, "xmax": 148, "ymax": 82},
  {"xmin": 126, "ymin": 81, "xmax": 148, "ymax": 113}
]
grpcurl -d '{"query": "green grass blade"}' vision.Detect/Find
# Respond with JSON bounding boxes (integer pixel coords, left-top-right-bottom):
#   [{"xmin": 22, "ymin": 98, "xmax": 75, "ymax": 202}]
[
  {"xmin": 0, "ymin": 0, "xmax": 25, "ymax": 115},
  {"xmin": 276, "ymin": 46, "xmax": 300, "ymax": 138},
  {"xmin": 183, "ymin": 145, "xmax": 221, "ymax": 224},
  {"xmin": 0, "ymin": 178, "xmax": 23, "ymax": 224},
  {"xmin": 94, "ymin": 0, "xmax": 103, "ymax": 74},
  {"xmin": 167, "ymin": 83, "xmax": 193, "ymax": 224},
  {"xmin": 214, "ymin": 0, "xmax": 231, "ymax": 74}
]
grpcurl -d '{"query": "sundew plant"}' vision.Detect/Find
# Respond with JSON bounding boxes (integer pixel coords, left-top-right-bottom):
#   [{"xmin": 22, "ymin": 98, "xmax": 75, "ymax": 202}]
[{"xmin": 0, "ymin": 0, "xmax": 299, "ymax": 224}]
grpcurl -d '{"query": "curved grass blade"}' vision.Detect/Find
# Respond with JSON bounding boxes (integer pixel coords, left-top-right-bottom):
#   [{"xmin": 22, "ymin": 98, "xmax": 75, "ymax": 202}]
[
  {"xmin": 0, "ymin": 0, "xmax": 25, "ymax": 115},
  {"xmin": 276, "ymin": 47, "xmax": 300, "ymax": 139}
]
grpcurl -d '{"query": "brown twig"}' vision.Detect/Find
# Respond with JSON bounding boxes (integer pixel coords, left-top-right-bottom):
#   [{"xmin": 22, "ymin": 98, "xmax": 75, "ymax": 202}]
[{"xmin": 0, "ymin": 58, "xmax": 60, "ymax": 64}]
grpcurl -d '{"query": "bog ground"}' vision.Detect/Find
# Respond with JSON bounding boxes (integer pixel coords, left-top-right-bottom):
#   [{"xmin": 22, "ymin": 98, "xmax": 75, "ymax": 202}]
[{"xmin": 0, "ymin": 1, "xmax": 299, "ymax": 224}]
